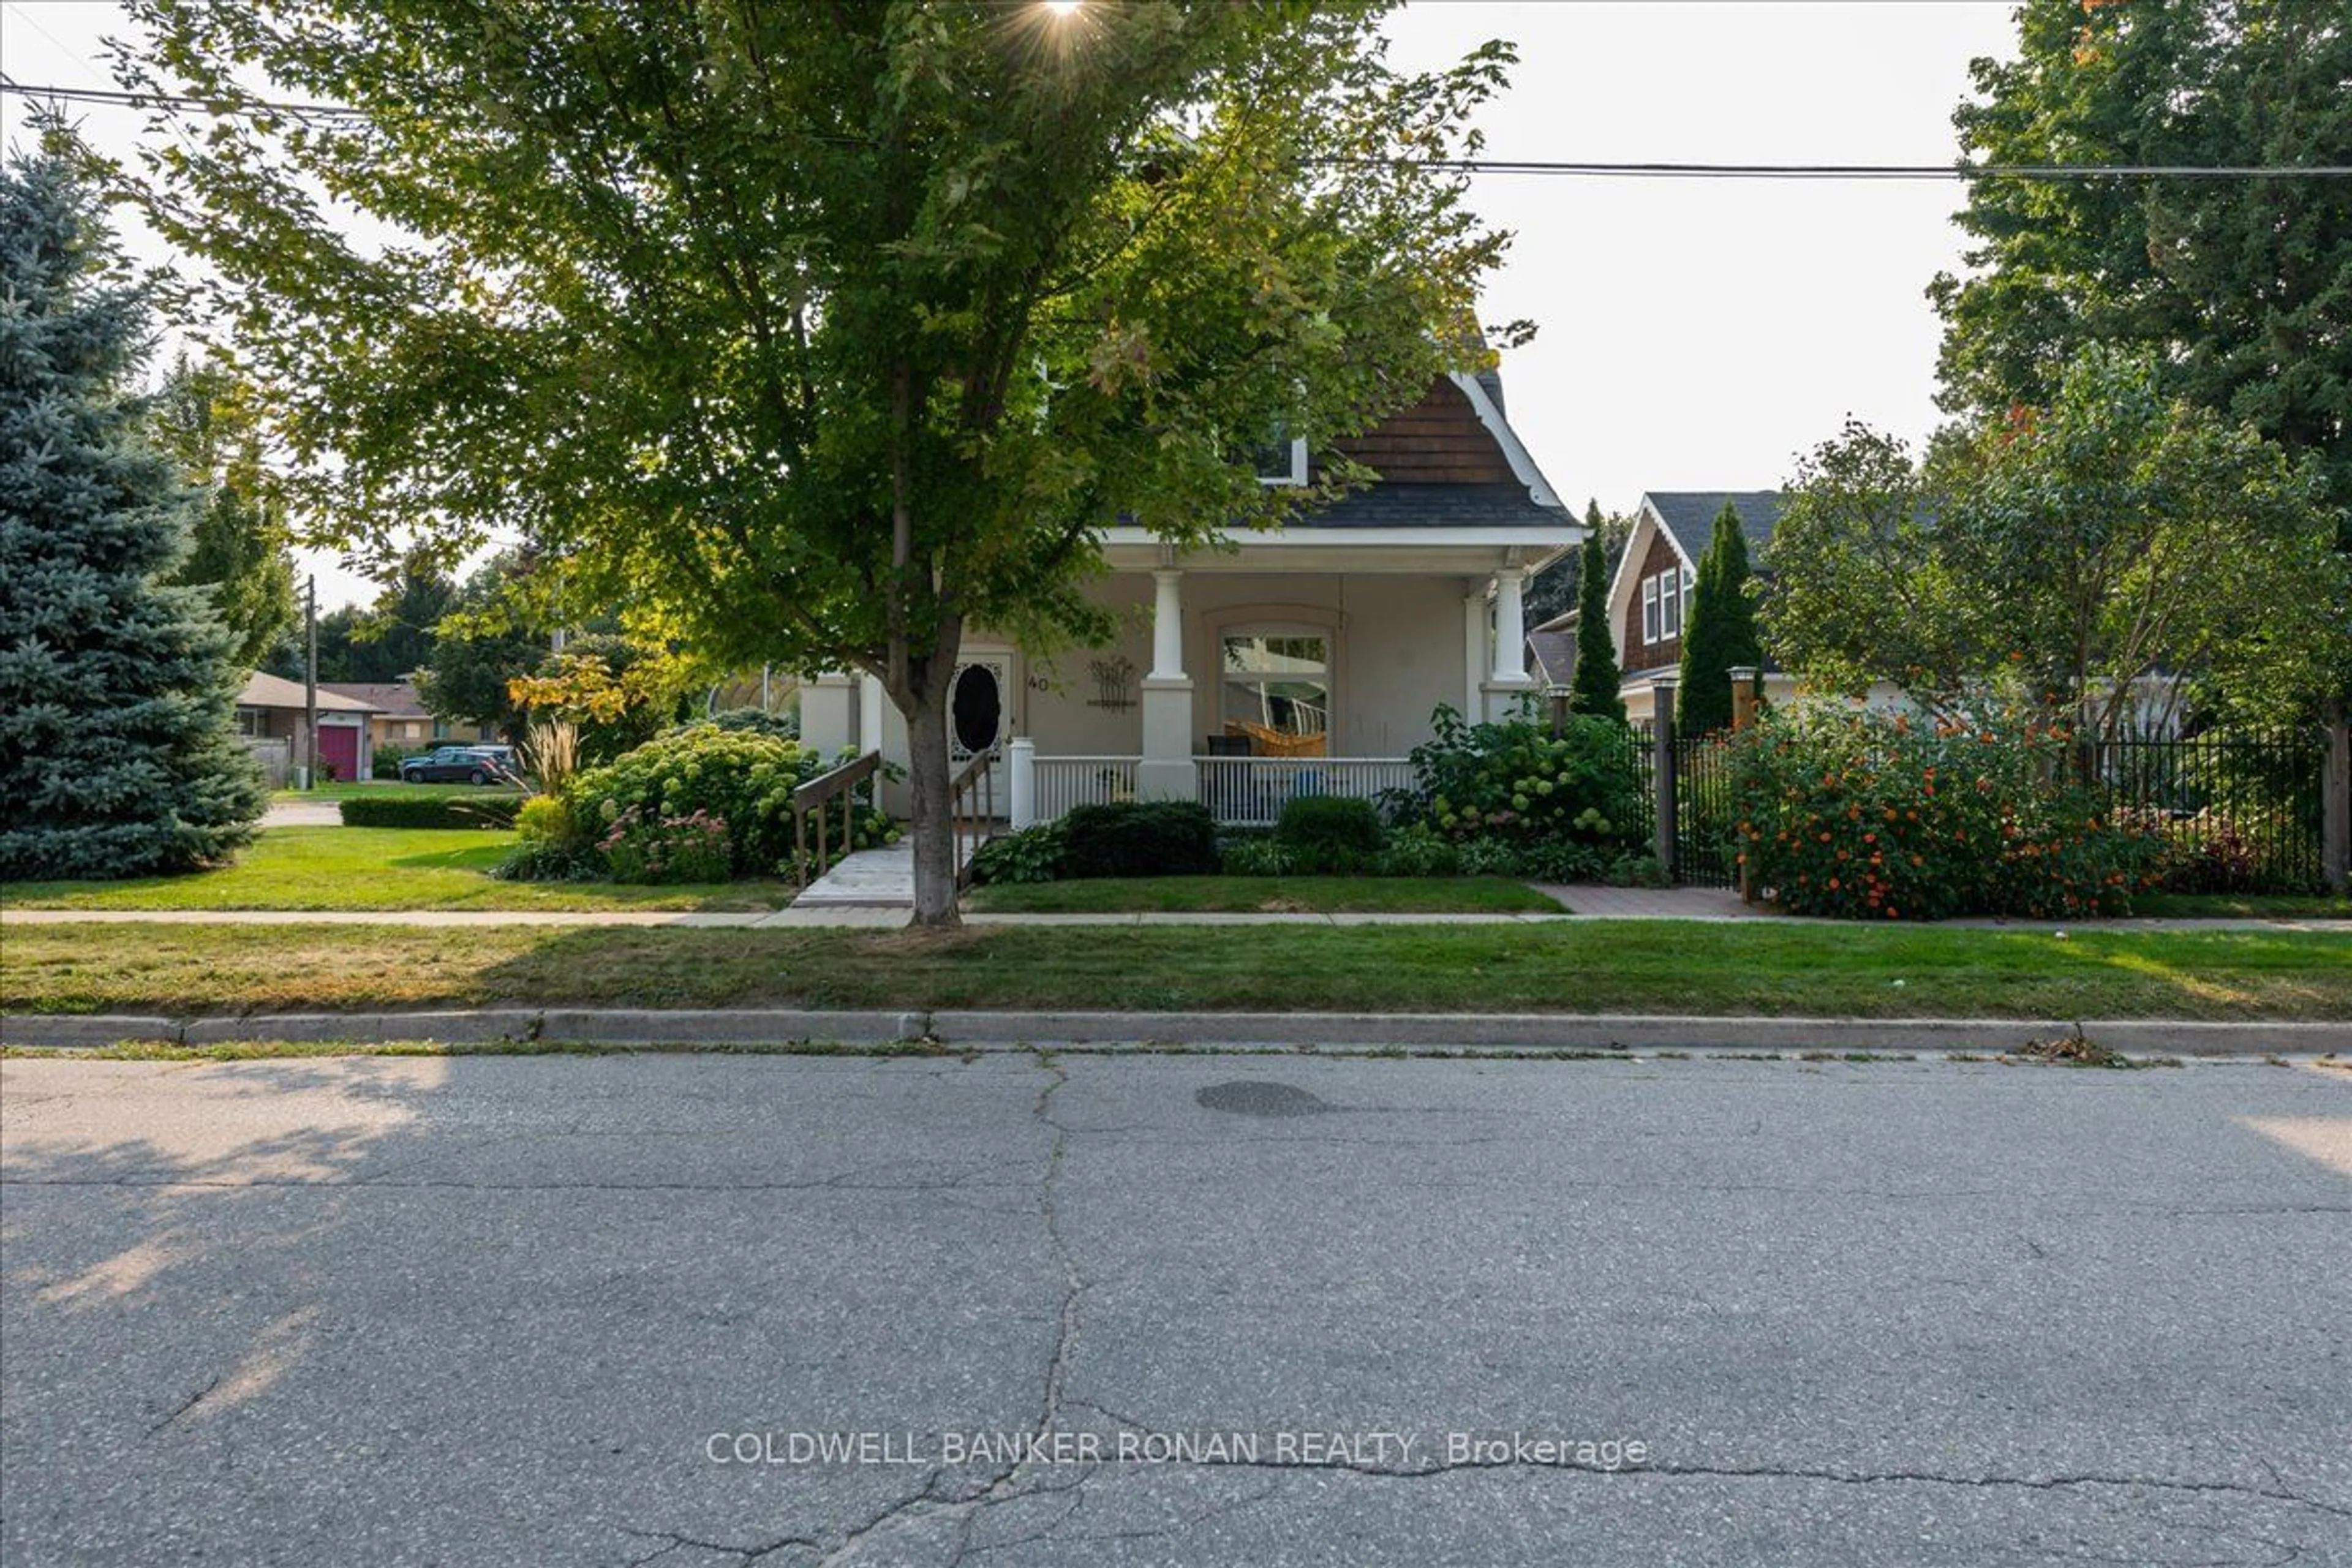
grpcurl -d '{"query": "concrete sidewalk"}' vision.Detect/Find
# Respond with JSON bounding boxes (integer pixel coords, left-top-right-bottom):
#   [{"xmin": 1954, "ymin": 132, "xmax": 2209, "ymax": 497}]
[{"xmin": 3, "ymin": 903, "xmax": 2342, "ymax": 930}]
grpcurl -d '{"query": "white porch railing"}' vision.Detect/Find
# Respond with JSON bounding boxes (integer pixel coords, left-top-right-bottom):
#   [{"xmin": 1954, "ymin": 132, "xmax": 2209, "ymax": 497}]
[
  {"xmin": 1008, "ymin": 747, "xmax": 1415, "ymax": 829},
  {"xmin": 1196, "ymin": 756, "xmax": 1414, "ymax": 828},
  {"xmin": 1030, "ymin": 755, "xmax": 1139, "ymax": 825}
]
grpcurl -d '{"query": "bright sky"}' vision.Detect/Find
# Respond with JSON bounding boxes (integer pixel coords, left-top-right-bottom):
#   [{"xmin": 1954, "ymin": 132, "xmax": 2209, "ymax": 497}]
[{"xmin": 2, "ymin": 0, "xmax": 2021, "ymax": 611}]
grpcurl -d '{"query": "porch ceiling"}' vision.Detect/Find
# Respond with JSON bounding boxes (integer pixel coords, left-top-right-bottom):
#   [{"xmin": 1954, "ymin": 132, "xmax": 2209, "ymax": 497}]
[{"xmin": 1098, "ymin": 525, "xmax": 1575, "ymax": 576}]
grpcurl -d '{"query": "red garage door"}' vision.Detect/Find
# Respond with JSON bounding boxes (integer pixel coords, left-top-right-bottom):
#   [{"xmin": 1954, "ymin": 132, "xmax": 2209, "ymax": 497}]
[{"xmin": 316, "ymin": 725, "xmax": 360, "ymax": 783}]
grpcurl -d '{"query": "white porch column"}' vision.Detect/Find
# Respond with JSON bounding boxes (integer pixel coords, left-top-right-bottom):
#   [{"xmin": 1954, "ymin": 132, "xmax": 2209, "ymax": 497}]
[
  {"xmin": 1136, "ymin": 567, "xmax": 1199, "ymax": 802},
  {"xmin": 1009, "ymin": 736, "xmax": 1037, "ymax": 830},
  {"xmin": 1462, "ymin": 587, "xmax": 1487, "ymax": 717},
  {"xmin": 856, "ymin": 673, "xmax": 884, "ymax": 755},
  {"xmin": 1481, "ymin": 567, "xmax": 1537, "ymax": 721},
  {"xmin": 799, "ymin": 670, "xmax": 856, "ymax": 756},
  {"xmin": 1490, "ymin": 568, "xmax": 1528, "ymax": 682},
  {"xmin": 1151, "ymin": 569, "xmax": 1185, "ymax": 679}
]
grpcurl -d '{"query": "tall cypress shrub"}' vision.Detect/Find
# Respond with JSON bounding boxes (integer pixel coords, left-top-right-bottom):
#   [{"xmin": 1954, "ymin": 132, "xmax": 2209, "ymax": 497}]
[
  {"xmin": 1566, "ymin": 500, "xmax": 1626, "ymax": 723},
  {"xmin": 1677, "ymin": 499, "xmax": 1765, "ymax": 736},
  {"xmin": 0, "ymin": 154, "xmax": 265, "ymax": 879}
]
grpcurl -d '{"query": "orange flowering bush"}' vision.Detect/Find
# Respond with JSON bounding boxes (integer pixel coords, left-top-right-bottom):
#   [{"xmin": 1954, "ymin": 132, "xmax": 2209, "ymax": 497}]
[{"xmin": 1728, "ymin": 698, "xmax": 2152, "ymax": 921}]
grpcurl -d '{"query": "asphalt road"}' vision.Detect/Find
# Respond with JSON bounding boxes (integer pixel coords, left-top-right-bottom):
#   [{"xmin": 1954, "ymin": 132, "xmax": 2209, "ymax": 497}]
[{"xmin": 3, "ymin": 1050, "xmax": 2347, "ymax": 1566}]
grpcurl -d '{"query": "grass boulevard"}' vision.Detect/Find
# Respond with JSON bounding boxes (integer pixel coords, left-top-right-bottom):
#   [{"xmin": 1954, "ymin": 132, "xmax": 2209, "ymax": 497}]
[{"xmin": 4, "ymin": 920, "xmax": 2345, "ymax": 1022}]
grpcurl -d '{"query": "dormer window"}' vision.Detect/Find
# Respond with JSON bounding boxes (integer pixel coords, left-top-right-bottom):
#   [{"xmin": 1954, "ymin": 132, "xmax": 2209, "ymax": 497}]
[{"xmin": 1250, "ymin": 424, "xmax": 1309, "ymax": 487}]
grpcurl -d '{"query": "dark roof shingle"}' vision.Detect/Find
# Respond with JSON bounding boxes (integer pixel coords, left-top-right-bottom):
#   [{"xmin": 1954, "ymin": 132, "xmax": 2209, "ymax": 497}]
[
  {"xmin": 1300, "ymin": 481, "xmax": 1567, "ymax": 530},
  {"xmin": 1646, "ymin": 491, "xmax": 1782, "ymax": 565}
]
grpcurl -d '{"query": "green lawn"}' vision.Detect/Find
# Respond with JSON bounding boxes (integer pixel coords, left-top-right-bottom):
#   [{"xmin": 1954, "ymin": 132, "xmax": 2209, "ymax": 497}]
[
  {"xmin": 966, "ymin": 876, "xmax": 1561, "ymax": 914},
  {"xmin": 4, "ymin": 921, "xmax": 2344, "ymax": 1021},
  {"xmin": 2130, "ymin": 892, "xmax": 2351, "ymax": 921},
  {"xmin": 0, "ymin": 827, "xmax": 794, "ymax": 913}
]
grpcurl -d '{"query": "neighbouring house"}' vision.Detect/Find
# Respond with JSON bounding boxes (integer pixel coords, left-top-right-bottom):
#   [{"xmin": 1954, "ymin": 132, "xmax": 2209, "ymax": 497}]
[
  {"xmin": 234, "ymin": 671, "xmax": 379, "ymax": 786},
  {"xmin": 1604, "ymin": 491, "xmax": 1792, "ymax": 727},
  {"xmin": 801, "ymin": 362, "xmax": 1581, "ymax": 826},
  {"xmin": 318, "ymin": 680, "xmax": 497, "ymax": 752},
  {"xmin": 1525, "ymin": 611, "xmax": 1580, "ymax": 693}
]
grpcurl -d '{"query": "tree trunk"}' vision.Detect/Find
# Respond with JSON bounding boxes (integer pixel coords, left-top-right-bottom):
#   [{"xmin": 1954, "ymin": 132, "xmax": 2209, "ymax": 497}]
[{"xmin": 900, "ymin": 677, "xmax": 960, "ymax": 927}]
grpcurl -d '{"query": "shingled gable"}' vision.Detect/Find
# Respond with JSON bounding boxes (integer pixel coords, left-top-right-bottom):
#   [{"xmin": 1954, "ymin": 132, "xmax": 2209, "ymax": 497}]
[{"xmin": 1297, "ymin": 370, "xmax": 1567, "ymax": 530}]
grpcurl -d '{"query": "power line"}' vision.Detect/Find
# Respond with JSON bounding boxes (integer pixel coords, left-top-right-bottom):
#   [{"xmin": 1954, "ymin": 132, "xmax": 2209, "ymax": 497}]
[
  {"xmin": 1, "ymin": 77, "xmax": 370, "ymax": 120},
  {"xmin": 1321, "ymin": 157, "xmax": 2352, "ymax": 181},
  {"xmin": 7, "ymin": 78, "xmax": 2349, "ymax": 181}
]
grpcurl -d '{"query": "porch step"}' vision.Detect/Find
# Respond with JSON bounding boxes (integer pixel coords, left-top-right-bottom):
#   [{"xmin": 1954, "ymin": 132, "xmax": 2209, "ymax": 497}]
[{"xmin": 791, "ymin": 843, "xmax": 915, "ymax": 908}]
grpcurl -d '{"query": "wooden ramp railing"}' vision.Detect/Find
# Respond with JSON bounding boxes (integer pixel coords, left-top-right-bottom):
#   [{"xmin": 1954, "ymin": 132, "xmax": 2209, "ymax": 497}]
[
  {"xmin": 950, "ymin": 750, "xmax": 997, "ymax": 889},
  {"xmin": 792, "ymin": 750, "xmax": 881, "ymax": 889}
]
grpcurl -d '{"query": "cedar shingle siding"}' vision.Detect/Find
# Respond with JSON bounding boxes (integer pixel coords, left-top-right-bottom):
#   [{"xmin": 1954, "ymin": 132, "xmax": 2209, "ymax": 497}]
[
  {"xmin": 1621, "ymin": 530, "xmax": 1686, "ymax": 674},
  {"xmin": 1330, "ymin": 379, "xmax": 1517, "ymax": 486}
]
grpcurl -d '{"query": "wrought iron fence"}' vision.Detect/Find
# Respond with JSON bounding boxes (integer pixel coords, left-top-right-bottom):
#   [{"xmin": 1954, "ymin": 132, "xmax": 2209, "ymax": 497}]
[
  {"xmin": 1670, "ymin": 735, "xmax": 1740, "ymax": 889},
  {"xmin": 2083, "ymin": 728, "xmax": 2330, "ymax": 895},
  {"xmin": 1630, "ymin": 722, "xmax": 2332, "ymax": 895}
]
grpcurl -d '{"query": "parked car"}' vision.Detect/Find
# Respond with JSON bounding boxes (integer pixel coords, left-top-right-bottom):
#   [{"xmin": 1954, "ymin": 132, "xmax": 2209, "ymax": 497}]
[{"xmin": 399, "ymin": 745, "xmax": 516, "ymax": 785}]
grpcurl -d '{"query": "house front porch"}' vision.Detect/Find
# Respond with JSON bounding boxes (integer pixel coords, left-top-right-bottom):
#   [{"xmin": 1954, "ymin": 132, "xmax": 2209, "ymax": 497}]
[{"xmin": 802, "ymin": 533, "xmax": 1570, "ymax": 829}]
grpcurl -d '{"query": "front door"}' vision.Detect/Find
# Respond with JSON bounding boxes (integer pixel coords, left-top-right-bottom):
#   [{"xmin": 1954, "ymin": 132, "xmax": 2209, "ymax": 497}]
[{"xmin": 948, "ymin": 655, "xmax": 1011, "ymax": 763}]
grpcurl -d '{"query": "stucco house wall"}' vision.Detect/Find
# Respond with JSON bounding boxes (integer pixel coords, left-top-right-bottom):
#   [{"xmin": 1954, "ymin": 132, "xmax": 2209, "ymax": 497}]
[{"xmin": 1005, "ymin": 570, "xmax": 1473, "ymax": 761}]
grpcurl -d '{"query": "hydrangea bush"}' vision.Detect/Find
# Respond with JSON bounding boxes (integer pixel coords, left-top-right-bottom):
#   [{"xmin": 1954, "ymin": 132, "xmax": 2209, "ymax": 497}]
[
  {"xmin": 506, "ymin": 723, "xmax": 894, "ymax": 880},
  {"xmin": 1398, "ymin": 706, "xmax": 1646, "ymax": 853}
]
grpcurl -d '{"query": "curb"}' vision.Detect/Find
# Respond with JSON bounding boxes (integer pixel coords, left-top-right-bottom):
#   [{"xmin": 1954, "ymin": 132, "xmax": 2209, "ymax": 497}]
[{"xmin": 4, "ymin": 1009, "xmax": 2345, "ymax": 1057}]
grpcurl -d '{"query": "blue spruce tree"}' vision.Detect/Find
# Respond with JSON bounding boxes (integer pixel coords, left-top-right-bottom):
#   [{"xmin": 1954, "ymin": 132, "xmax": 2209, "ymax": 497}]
[{"xmin": 1, "ymin": 154, "xmax": 265, "ymax": 878}]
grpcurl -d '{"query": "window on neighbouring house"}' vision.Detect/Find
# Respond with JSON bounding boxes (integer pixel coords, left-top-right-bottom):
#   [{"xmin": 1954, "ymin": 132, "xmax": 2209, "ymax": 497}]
[
  {"xmin": 1660, "ymin": 568, "xmax": 1682, "ymax": 640},
  {"xmin": 1219, "ymin": 630, "xmax": 1329, "ymax": 753},
  {"xmin": 1642, "ymin": 577, "xmax": 1661, "ymax": 644}
]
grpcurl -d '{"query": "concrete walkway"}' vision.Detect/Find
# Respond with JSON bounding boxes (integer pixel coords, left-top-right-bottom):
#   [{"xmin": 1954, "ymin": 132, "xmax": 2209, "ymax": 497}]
[
  {"xmin": 791, "ymin": 842, "xmax": 915, "ymax": 908},
  {"xmin": 259, "ymin": 799, "xmax": 342, "ymax": 829},
  {"xmin": 1533, "ymin": 884, "xmax": 1763, "ymax": 920}
]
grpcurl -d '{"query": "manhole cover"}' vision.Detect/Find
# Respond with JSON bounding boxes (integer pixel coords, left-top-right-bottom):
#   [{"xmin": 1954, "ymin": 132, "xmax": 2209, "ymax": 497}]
[{"xmin": 1194, "ymin": 1080, "xmax": 1332, "ymax": 1118}]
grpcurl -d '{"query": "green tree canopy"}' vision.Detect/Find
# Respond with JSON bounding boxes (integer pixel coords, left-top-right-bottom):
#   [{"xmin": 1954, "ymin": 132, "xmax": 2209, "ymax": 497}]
[
  {"xmin": 1676, "ymin": 500, "xmax": 1764, "ymax": 736},
  {"xmin": 151, "ymin": 355, "xmax": 298, "ymax": 669},
  {"xmin": 1931, "ymin": 0, "xmax": 2352, "ymax": 516},
  {"xmin": 1765, "ymin": 347, "xmax": 2346, "ymax": 741},
  {"xmin": 412, "ymin": 552, "xmax": 552, "ymax": 740},
  {"xmin": 508, "ymin": 630, "xmax": 703, "ymax": 763},
  {"xmin": 108, "ymin": 0, "xmax": 1525, "ymax": 923},
  {"xmin": 262, "ymin": 556, "xmax": 456, "ymax": 685},
  {"xmin": 1566, "ymin": 500, "xmax": 1626, "ymax": 724},
  {"xmin": 0, "ymin": 154, "xmax": 265, "ymax": 878},
  {"xmin": 1929, "ymin": 0, "xmax": 2351, "ymax": 732}
]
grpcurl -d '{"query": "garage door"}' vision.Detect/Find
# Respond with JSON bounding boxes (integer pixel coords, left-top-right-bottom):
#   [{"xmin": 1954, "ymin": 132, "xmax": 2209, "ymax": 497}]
[{"xmin": 317, "ymin": 725, "xmax": 360, "ymax": 783}]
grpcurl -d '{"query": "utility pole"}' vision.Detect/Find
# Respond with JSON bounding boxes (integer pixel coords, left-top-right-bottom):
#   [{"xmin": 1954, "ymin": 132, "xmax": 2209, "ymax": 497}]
[{"xmin": 303, "ymin": 575, "xmax": 318, "ymax": 791}]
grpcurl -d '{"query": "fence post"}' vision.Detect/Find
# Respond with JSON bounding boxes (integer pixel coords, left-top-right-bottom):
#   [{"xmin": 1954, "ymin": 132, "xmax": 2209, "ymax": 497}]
[
  {"xmin": 1650, "ymin": 674, "xmax": 1679, "ymax": 879},
  {"xmin": 1728, "ymin": 665, "xmax": 1759, "ymax": 734},
  {"xmin": 1009, "ymin": 737, "xmax": 1036, "ymax": 831},
  {"xmin": 2326, "ymin": 698, "xmax": 2350, "ymax": 897}
]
